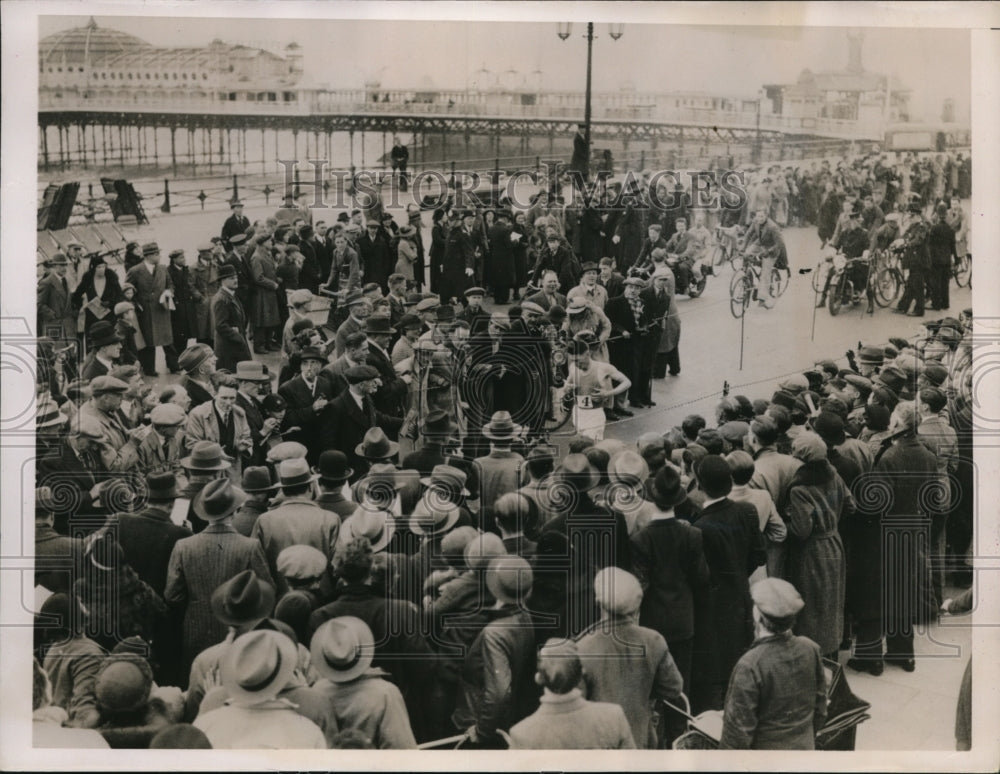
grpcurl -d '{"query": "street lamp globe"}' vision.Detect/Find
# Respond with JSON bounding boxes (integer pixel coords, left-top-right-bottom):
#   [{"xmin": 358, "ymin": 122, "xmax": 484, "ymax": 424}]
[
  {"xmin": 557, "ymin": 22, "xmax": 573, "ymax": 41},
  {"xmin": 608, "ymin": 23, "xmax": 624, "ymax": 41}
]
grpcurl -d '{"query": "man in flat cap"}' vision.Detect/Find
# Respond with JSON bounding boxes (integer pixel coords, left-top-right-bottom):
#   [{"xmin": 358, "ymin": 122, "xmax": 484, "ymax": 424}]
[
  {"xmin": 78, "ymin": 376, "xmax": 141, "ymax": 472},
  {"xmin": 126, "ymin": 242, "xmax": 179, "ymax": 376},
  {"xmin": 719, "ymin": 577, "xmax": 827, "ymax": 750},
  {"xmin": 321, "ymin": 364, "xmax": 403, "ymax": 480}
]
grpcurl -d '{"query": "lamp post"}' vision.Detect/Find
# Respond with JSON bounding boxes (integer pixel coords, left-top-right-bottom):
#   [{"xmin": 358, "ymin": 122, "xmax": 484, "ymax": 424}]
[
  {"xmin": 754, "ymin": 88, "xmax": 765, "ymax": 164},
  {"xmin": 558, "ymin": 22, "xmax": 623, "ymax": 180}
]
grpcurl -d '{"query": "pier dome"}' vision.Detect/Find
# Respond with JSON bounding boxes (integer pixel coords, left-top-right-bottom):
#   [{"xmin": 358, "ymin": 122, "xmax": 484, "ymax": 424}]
[{"xmin": 40, "ymin": 17, "xmax": 152, "ymax": 68}]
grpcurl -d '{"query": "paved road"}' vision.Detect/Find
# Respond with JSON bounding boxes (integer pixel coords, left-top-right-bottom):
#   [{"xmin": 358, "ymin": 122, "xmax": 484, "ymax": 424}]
[{"xmin": 110, "ymin": 202, "xmax": 972, "ymax": 752}]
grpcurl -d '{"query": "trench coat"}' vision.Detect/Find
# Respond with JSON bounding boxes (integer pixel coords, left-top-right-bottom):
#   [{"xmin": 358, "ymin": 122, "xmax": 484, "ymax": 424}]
[
  {"xmin": 125, "ymin": 262, "xmax": 174, "ymax": 347},
  {"xmin": 783, "ymin": 462, "xmax": 853, "ymax": 655},
  {"xmin": 250, "ymin": 248, "xmax": 281, "ymax": 328}
]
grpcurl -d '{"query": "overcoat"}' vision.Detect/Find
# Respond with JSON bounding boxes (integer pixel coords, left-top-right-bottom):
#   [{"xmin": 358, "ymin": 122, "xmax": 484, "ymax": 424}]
[
  {"xmin": 784, "ymin": 461, "xmax": 853, "ymax": 655},
  {"xmin": 249, "ymin": 248, "xmax": 281, "ymax": 328},
  {"xmin": 125, "ymin": 262, "xmax": 174, "ymax": 347},
  {"xmin": 210, "ymin": 288, "xmax": 251, "ymax": 372},
  {"xmin": 163, "ymin": 522, "xmax": 273, "ymax": 664}
]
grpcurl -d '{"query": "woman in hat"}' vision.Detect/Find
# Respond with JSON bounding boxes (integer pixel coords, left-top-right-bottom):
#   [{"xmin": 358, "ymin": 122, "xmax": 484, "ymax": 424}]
[
  {"xmin": 782, "ymin": 432, "xmax": 852, "ymax": 660},
  {"xmin": 395, "ymin": 224, "xmax": 418, "ymax": 283},
  {"xmin": 164, "ymin": 478, "xmax": 273, "ymax": 677},
  {"xmin": 562, "ymin": 298, "xmax": 611, "ymax": 363},
  {"xmin": 72, "ymin": 254, "xmax": 123, "ymax": 340}
]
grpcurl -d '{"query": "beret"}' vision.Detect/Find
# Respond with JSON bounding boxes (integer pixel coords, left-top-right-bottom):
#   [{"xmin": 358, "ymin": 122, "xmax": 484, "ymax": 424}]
[
  {"xmin": 751, "ymin": 577, "xmax": 804, "ymax": 619},
  {"xmin": 345, "ymin": 364, "xmax": 379, "ymax": 384},
  {"xmin": 276, "ymin": 545, "xmax": 328, "ymax": 580},
  {"xmin": 89, "ymin": 375, "xmax": 129, "ymax": 395},
  {"xmin": 150, "ymin": 403, "xmax": 186, "ymax": 426}
]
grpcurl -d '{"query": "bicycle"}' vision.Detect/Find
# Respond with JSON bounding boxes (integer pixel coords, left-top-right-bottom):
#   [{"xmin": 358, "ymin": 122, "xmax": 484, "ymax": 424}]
[
  {"xmin": 869, "ymin": 246, "xmax": 904, "ymax": 307},
  {"xmin": 711, "ymin": 225, "xmax": 746, "ymax": 272},
  {"xmin": 952, "ymin": 252, "xmax": 971, "ymax": 288},
  {"xmin": 729, "ymin": 253, "xmax": 785, "ymax": 318},
  {"xmin": 826, "ymin": 254, "xmax": 873, "ymax": 316}
]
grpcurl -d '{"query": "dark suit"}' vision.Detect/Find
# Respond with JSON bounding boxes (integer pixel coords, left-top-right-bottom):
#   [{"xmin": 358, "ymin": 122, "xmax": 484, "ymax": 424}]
[
  {"xmin": 691, "ymin": 497, "xmax": 766, "ymax": 712},
  {"xmin": 441, "ymin": 227, "xmax": 477, "ymax": 302},
  {"xmin": 37, "ymin": 441, "xmax": 105, "ymax": 535},
  {"xmin": 605, "ymin": 294, "xmax": 651, "ymax": 405},
  {"xmin": 524, "ymin": 290, "xmax": 567, "ymax": 312},
  {"xmin": 237, "ymin": 391, "xmax": 268, "ymax": 466},
  {"xmin": 221, "ymin": 213, "xmax": 250, "ymax": 247},
  {"xmin": 37, "ymin": 272, "xmax": 76, "ymax": 341},
  {"xmin": 630, "ymin": 517, "xmax": 710, "ymax": 694},
  {"xmin": 210, "ymin": 288, "xmax": 252, "ymax": 372},
  {"xmin": 180, "ymin": 376, "xmax": 214, "ymax": 410},
  {"xmin": 357, "ymin": 232, "xmax": 393, "ymax": 293},
  {"xmin": 278, "ymin": 374, "xmax": 335, "ymax": 464},
  {"xmin": 115, "ymin": 505, "xmax": 193, "ymax": 597},
  {"xmin": 320, "ymin": 390, "xmax": 403, "ymax": 481},
  {"xmin": 80, "ymin": 352, "xmax": 113, "ymax": 382},
  {"xmin": 35, "ymin": 524, "xmax": 84, "ymax": 594},
  {"xmin": 637, "ymin": 287, "xmax": 671, "ymax": 403},
  {"xmin": 366, "ymin": 344, "xmax": 407, "ymax": 422}
]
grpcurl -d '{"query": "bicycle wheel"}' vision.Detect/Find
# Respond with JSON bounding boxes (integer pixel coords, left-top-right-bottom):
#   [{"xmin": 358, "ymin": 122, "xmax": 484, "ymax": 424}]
[
  {"xmin": 729, "ymin": 251, "xmax": 744, "ymax": 273},
  {"xmin": 953, "ymin": 253, "xmax": 971, "ymax": 288},
  {"xmin": 729, "ymin": 270, "xmax": 749, "ymax": 318},
  {"xmin": 811, "ymin": 262, "xmax": 827, "ymax": 294},
  {"xmin": 710, "ymin": 243, "xmax": 727, "ymax": 268},
  {"xmin": 874, "ymin": 267, "xmax": 901, "ymax": 306},
  {"xmin": 771, "ymin": 267, "xmax": 790, "ymax": 298}
]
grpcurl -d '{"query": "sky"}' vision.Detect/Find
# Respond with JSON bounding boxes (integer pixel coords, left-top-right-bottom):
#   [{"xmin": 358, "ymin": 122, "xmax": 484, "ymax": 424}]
[{"xmin": 39, "ymin": 15, "xmax": 971, "ymax": 122}]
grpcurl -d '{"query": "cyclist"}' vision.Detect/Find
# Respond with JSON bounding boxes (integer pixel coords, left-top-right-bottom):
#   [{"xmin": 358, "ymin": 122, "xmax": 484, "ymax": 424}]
[
  {"xmin": 742, "ymin": 209, "xmax": 787, "ymax": 309},
  {"xmin": 816, "ymin": 200, "xmax": 873, "ymax": 313}
]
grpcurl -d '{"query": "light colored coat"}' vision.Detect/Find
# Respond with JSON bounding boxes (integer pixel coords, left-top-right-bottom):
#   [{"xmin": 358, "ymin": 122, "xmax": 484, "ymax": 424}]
[
  {"xmin": 509, "ymin": 690, "xmax": 635, "ymax": 749},
  {"xmin": 183, "ymin": 401, "xmax": 251, "ymax": 483},
  {"xmin": 250, "ymin": 497, "xmax": 341, "ymax": 596},
  {"xmin": 125, "ymin": 261, "xmax": 174, "ymax": 347}
]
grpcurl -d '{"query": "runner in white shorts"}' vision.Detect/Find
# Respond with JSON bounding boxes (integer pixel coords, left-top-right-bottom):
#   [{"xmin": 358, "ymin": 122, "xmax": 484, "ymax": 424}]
[{"xmin": 563, "ymin": 338, "xmax": 632, "ymax": 441}]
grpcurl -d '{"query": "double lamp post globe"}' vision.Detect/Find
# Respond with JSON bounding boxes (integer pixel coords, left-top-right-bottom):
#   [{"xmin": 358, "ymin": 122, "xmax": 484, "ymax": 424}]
[{"xmin": 557, "ymin": 22, "xmax": 624, "ymax": 180}]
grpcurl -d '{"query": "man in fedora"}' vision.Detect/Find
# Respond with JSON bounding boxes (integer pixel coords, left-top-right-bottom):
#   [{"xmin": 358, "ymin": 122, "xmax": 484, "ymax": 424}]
[
  {"xmin": 400, "ymin": 409, "xmax": 458, "ymax": 475},
  {"xmin": 221, "ymin": 200, "xmax": 250, "ymax": 250},
  {"xmin": 37, "ymin": 252, "xmax": 77, "ymax": 342},
  {"xmin": 182, "ymin": 570, "xmax": 276, "ymax": 716},
  {"xmin": 193, "ymin": 630, "xmax": 325, "ymax": 749},
  {"xmin": 177, "ymin": 441, "xmax": 233, "ymax": 534},
  {"xmin": 231, "ymin": 466, "xmax": 279, "ymax": 537},
  {"xmin": 321, "ymin": 364, "xmax": 403, "ymax": 481},
  {"xmin": 177, "ymin": 343, "xmax": 217, "ymax": 410},
  {"xmin": 80, "ymin": 322, "xmax": 124, "ymax": 381},
  {"xmin": 184, "ymin": 374, "xmax": 252, "ymax": 484},
  {"xmin": 233, "ymin": 360, "xmax": 276, "ymax": 466},
  {"xmin": 310, "ymin": 617, "xmax": 417, "ymax": 749},
  {"xmin": 567, "ymin": 261, "xmax": 609, "ymax": 311},
  {"xmin": 251, "ymin": 458, "xmax": 340, "ymax": 596},
  {"xmin": 364, "ymin": 315, "xmax": 408, "ymax": 418},
  {"xmin": 126, "ymin": 242, "xmax": 178, "ymax": 376},
  {"xmin": 314, "ymin": 450, "xmax": 356, "ymax": 518},
  {"xmin": 278, "ymin": 346, "xmax": 334, "ymax": 464},
  {"xmin": 310, "ymin": 537, "xmax": 435, "ymax": 739},
  {"xmin": 135, "ymin": 403, "xmax": 187, "ymax": 482},
  {"xmin": 210, "ymin": 264, "xmax": 252, "ymax": 372},
  {"xmin": 453, "ymin": 555, "xmax": 539, "ymax": 747},
  {"xmin": 165, "ymin": 478, "xmax": 273, "ymax": 679},
  {"xmin": 474, "ymin": 411, "xmax": 528, "ymax": 508}
]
